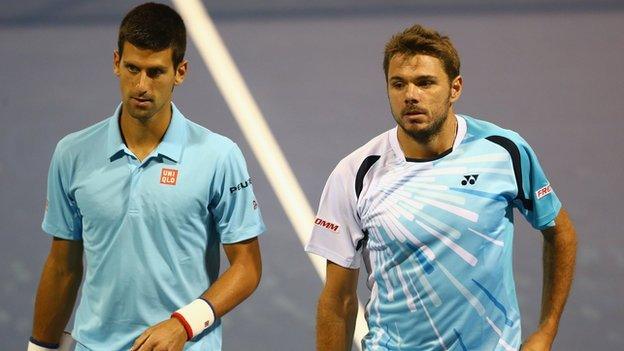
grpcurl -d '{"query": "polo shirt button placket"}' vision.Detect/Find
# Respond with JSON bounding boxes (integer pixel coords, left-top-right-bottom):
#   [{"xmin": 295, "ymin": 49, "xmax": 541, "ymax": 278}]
[{"xmin": 128, "ymin": 164, "xmax": 142, "ymax": 215}]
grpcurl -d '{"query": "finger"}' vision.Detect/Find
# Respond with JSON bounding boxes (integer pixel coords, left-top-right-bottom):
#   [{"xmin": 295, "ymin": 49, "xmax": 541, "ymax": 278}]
[
  {"xmin": 134, "ymin": 334, "xmax": 156, "ymax": 351},
  {"xmin": 130, "ymin": 330, "xmax": 151, "ymax": 351}
]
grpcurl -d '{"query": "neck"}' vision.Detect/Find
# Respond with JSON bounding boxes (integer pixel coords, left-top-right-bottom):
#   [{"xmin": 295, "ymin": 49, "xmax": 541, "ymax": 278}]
[
  {"xmin": 119, "ymin": 103, "xmax": 172, "ymax": 160},
  {"xmin": 398, "ymin": 111, "xmax": 457, "ymax": 160}
]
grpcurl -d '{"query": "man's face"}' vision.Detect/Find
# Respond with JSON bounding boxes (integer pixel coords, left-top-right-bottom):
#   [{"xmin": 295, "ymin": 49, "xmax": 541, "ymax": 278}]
[
  {"xmin": 387, "ymin": 54, "xmax": 462, "ymax": 143},
  {"xmin": 113, "ymin": 42, "xmax": 187, "ymax": 121}
]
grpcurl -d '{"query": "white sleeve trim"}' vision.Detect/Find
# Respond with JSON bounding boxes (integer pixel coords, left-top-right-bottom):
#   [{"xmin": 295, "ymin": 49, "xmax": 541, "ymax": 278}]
[{"xmin": 305, "ymin": 243, "xmax": 361, "ymax": 269}]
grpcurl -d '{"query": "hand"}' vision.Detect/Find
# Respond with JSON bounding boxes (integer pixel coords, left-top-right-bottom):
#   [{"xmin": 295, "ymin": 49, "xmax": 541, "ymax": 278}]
[
  {"xmin": 130, "ymin": 318, "xmax": 188, "ymax": 351},
  {"xmin": 521, "ymin": 330, "xmax": 554, "ymax": 351}
]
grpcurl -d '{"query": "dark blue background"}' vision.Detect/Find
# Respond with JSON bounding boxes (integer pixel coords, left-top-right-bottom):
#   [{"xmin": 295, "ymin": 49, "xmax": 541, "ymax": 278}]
[{"xmin": 1, "ymin": 1, "xmax": 622, "ymax": 349}]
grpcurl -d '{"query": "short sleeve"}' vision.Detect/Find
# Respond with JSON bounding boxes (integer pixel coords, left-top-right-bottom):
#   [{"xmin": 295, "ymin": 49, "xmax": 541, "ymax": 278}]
[
  {"xmin": 42, "ymin": 142, "xmax": 83, "ymax": 240},
  {"xmin": 209, "ymin": 144, "xmax": 265, "ymax": 244},
  {"xmin": 305, "ymin": 163, "xmax": 365, "ymax": 269},
  {"xmin": 513, "ymin": 136, "xmax": 562, "ymax": 230}
]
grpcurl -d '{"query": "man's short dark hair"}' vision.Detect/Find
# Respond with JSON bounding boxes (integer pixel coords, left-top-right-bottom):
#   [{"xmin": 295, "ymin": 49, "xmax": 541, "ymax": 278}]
[
  {"xmin": 383, "ymin": 24, "xmax": 460, "ymax": 83},
  {"xmin": 118, "ymin": 2, "xmax": 186, "ymax": 68}
]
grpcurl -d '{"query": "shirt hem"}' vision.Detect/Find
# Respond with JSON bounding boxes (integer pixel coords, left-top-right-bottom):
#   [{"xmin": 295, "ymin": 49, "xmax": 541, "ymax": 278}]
[
  {"xmin": 220, "ymin": 224, "xmax": 266, "ymax": 244},
  {"xmin": 533, "ymin": 200, "xmax": 562, "ymax": 230},
  {"xmin": 304, "ymin": 244, "xmax": 360, "ymax": 269},
  {"xmin": 41, "ymin": 222, "xmax": 82, "ymax": 241}
]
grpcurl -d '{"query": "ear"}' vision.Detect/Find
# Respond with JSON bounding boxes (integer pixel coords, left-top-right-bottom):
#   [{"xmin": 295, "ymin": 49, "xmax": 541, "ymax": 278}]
[
  {"xmin": 449, "ymin": 75, "xmax": 463, "ymax": 103},
  {"xmin": 113, "ymin": 50, "xmax": 121, "ymax": 77},
  {"xmin": 174, "ymin": 60, "xmax": 188, "ymax": 86}
]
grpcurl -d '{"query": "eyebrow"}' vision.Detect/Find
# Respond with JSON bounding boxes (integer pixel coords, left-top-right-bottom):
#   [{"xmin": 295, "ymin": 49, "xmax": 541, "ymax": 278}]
[
  {"xmin": 389, "ymin": 75, "xmax": 438, "ymax": 81},
  {"xmin": 123, "ymin": 61, "xmax": 168, "ymax": 71}
]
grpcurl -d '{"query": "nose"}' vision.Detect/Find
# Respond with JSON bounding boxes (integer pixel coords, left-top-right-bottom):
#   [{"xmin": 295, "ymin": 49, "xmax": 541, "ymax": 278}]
[
  {"xmin": 136, "ymin": 71, "xmax": 149, "ymax": 92},
  {"xmin": 404, "ymin": 83, "xmax": 420, "ymax": 103}
]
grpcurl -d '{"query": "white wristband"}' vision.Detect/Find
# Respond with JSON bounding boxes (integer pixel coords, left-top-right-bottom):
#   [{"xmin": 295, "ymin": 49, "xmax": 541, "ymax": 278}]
[
  {"xmin": 28, "ymin": 340, "xmax": 57, "ymax": 351},
  {"xmin": 171, "ymin": 298, "xmax": 216, "ymax": 340},
  {"xmin": 28, "ymin": 332, "xmax": 74, "ymax": 351}
]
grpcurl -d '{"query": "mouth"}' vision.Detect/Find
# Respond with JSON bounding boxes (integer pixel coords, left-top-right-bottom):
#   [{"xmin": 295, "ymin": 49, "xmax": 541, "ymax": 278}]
[
  {"xmin": 402, "ymin": 109, "xmax": 427, "ymax": 118},
  {"xmin": 131, "ymin": 97, "xmax": 153, "ymax": 107},
  {"xmin": 402, "ymin": 104, "xmax": 426, "ymax": 113}
]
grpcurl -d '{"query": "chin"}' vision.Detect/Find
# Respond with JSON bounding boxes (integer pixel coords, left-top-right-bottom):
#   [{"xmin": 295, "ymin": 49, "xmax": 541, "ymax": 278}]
[
  {"xmin": 399, "ymin": 122, "xmax": 440, "ymax": 142},
  {"xmin": 128, "ymin": 109, "xmax": 154, "ymax": 121},
  {"xmin": 403, "ymin": 123, "xmax": 432, "ymax": 135}
]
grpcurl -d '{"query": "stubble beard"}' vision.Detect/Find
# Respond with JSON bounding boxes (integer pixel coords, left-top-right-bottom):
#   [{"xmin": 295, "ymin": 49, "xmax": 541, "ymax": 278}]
[
  {"xmin": 397, "ymin": 101, "xmax": 450, "ymax": 144},
  {"xmin": 125, "ymin": 99, "xmax": 162, "ymax": 124},
  {"xmin": 402, "ymin": 112, "xmax": 447, "ymax": 143},
  {"xmin": 398, "ymin": 88, "xmax": 454, "ymax": 144}
]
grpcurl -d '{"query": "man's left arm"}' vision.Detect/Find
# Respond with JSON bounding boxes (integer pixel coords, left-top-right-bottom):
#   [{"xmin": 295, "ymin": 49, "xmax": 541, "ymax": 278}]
[
  {"xmin": 201, "ymin": 237, "xmax": 262, "ymax": 316},
  {"xmin": 131, "ymin": 237, "xmax": 262, "ymax": 351},
  {"xmin": 522, "ymin": 208, "xmax": 577, "ymax": 351}
]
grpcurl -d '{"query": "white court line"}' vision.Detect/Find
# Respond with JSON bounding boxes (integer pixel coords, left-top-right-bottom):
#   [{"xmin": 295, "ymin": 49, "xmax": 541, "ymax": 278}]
[{"xmin": 172, "ymin": 1, "xmax": 368, "ymax": 349}]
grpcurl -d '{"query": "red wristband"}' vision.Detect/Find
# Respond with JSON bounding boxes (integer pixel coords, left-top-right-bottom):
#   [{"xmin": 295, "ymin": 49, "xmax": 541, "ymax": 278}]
[{"xmin": 171, "ymin": 312, "xmax": 193, "ymax": 340}]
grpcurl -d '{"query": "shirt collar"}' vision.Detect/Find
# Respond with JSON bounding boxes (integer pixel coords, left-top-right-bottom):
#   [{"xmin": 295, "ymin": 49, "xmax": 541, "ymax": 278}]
[
  {"xmin": 156, "ymin": 102, "xmax": 187, "ymax": 162},
  {"xmin": 106, "ymin": 102, "xmax": 188, "ymax": 163}
]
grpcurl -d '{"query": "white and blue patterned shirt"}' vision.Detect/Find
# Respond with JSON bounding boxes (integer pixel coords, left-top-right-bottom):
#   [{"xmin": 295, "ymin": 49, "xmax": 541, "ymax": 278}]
[{"xmin": 306, "ymin": 114, "xmax": 561, "ymax": 351}]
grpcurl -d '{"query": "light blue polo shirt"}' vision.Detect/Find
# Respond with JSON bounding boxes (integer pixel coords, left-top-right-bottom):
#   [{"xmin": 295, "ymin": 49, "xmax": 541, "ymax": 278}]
[{"xmin": 42, "ymin": 103, "xmax": 265, "ymax": 351}]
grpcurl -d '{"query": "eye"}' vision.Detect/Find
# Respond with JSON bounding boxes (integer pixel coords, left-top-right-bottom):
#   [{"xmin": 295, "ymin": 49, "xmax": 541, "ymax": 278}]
[
  {"xmin": 391, "ymin": 81, "xmax": 405, "ymax": 89},
  {"xmin": 418, "ymin": 79, "xmax": 435, "ymax": 88},
  {"xmin": 147, "ymin": 68, "xmax": 165, "ymax": 78},
  {"xmin": 126, "ymin": 64, "xmax": 139, "ymax": 74}
]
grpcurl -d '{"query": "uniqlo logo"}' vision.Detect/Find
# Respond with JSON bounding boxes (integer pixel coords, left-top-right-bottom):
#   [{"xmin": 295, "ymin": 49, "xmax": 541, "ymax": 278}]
[
  {"xmin": 160, "ymin": 168, "xmax": 179, "ymax": 185},
  {"xmin": 535, "ymin": 184, "xmax": 552, "ymax": 199},
  {"xmin": 314, "ymin": 217, "xmax": 340, "ymax": 233}
]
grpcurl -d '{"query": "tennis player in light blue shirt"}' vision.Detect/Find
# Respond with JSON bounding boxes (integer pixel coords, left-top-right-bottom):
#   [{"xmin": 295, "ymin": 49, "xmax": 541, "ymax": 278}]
[{"xmin": 30, "ymin": 4, "xmax": 264, "ymax": 351}]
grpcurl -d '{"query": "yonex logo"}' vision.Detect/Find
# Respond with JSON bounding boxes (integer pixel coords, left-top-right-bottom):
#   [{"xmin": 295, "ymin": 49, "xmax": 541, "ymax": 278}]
[
  {"xmin": 314, "ymin": 217, "xmax": 340, "ymax": 233},
  {"xmin": 536, "ymin": 184, "xmax": 552, "ymax": 199},
  {"xmin": 461, "ymin": 174, "xmax": 479, "ymax": 186},
  {"xmin": 160, "ymin": 168, "xmax": 179, "ymax": 185}
]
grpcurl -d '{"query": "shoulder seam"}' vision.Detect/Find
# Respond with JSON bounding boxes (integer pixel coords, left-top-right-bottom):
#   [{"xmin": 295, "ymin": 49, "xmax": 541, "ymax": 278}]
[
  {"xmin": 485, "ymin": 136, "xmax": 533, "ymax": 211},
  {"xmin": 355, "ymin": 155, "xmax": 381, "ymax": 200},
  {"xmin": 353, "ymin": 155, "xmax": 380, "ymax": 251}
]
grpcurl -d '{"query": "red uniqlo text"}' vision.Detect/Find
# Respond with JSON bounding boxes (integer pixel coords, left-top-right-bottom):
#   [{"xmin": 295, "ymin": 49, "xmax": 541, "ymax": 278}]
[{"xmin": 160, "ymin": 168, "xmax": 179, "ymax": 185}]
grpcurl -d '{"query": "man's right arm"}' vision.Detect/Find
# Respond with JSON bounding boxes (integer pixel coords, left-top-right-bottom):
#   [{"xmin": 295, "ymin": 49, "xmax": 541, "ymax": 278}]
[
  {"xmin": 31, "ymin": 237, "xmax": 83, "ymax": 345},
  {"xmin": 317, "ymin": 261, "xmax": 359, "ymax": 351}
]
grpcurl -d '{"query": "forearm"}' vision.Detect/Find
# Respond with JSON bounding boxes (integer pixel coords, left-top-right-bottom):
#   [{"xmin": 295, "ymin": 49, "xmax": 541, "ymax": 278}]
[
  {"xmin": 32, "ymin": 256, "xmax": 82, "ymax": 343},
  {"xmin": 131, "ymin": 256, "xmax": 261, "ymax": 350},
  {"xmin": 201, "ymin": 252, "xmax": 261, "ymax": 317},
  {"xmin": 150, "ymin": 238, "xmax": 261, "ymax": 347},
  {"xmin": 317, "ymin": 290, "xmax": 358, "ymax": 351},
  {"xmin": 538, "ymin": 210, "xmax": 577, "ymax": 338}
]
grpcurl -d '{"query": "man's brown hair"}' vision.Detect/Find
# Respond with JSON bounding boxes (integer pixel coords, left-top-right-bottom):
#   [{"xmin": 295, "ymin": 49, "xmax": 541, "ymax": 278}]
[
  {"xmin": 118, "ymin": 2, "xmax": 186, "ymax": 68},
  {"xmin": 383, "ymin": 24, "xmax": 460, "ymax": 82}
]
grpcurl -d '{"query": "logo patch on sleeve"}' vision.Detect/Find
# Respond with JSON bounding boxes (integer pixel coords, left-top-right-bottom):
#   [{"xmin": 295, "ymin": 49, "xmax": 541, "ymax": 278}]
[
  {"xmin": 314, "ymin": 217, "xmax": 340, "ymax": 233},
  {"xmin": 535, "ymin": 183, "xmax": 552, "ymax": 199},
  {"xmin": 160, "ymin": 168, "xmax": 179, "ymax": 186},
  {"xmin": 230, "ymin": 178, "xmax": 252, "ymax": 193}
]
